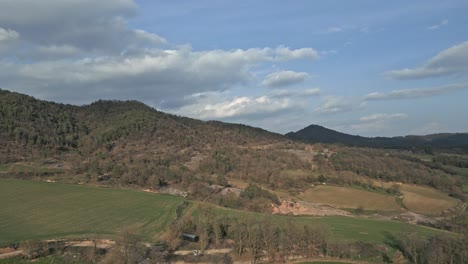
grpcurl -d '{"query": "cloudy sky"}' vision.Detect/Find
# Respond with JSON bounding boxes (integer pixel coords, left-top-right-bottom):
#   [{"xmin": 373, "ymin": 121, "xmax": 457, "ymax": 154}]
[{"xmin": 1, "ymin": 0, "xmax": 468, "ymax": 136}]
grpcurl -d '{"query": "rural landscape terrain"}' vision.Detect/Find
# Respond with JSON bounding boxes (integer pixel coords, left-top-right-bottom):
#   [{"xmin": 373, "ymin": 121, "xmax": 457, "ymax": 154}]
[
  {"xmin": 1, "ymin": 1, "xmax": 468, "ymax": 263},
  {"xmin": 0, "ymin": 89, "xmax": 467, "ymax": 263}
]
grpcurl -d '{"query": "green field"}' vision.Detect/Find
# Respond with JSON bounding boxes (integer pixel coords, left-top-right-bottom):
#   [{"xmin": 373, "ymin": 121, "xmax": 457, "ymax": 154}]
[
  {"xmin": 300, "ymin": 185, "xmax": 401, "ymax": 211},
  {"xmin": 0, "ymin": 179, "xmax": 449, "ymax": 246},
  {"xmin": 0, "ymin": 179, "xmax": 183, "ymax": 245}
]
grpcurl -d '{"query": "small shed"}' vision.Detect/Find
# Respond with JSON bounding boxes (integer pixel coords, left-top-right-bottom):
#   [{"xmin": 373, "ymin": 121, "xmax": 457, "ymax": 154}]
[{"xmin": 182, "ymin": 233, "xmax": 199, "ymax": 242}]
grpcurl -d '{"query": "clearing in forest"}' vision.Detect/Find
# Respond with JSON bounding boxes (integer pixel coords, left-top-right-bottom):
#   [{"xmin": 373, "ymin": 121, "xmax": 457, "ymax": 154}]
[
  {"xmin": 300, "ymin": 185, "xmax": 401, "ymax": 211},
  {"xmin": 400, "ymin": 185, "xmax": 460, "ymax": 215}
]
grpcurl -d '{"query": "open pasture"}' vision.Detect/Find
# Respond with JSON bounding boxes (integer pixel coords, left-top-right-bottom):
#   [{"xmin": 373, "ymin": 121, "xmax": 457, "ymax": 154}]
[
  {"xmin": 0, "ymin": 179, "xmax": 183, "ymax": 245},
  {"xmin": 400, "ymin": 185, "xmax": 460, "ymax": 215},
  {"xmin": 300, "ymin": 185, "xmax": 401, "ymax": 211},
  {"xmin": 0, "ymin": 179, "xmax": 449, "ymax": 246}
]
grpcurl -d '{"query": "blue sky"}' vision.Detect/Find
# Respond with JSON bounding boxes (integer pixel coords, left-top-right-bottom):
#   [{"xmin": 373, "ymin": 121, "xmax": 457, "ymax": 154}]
[{"xmin": 1, "ymin": 0, "xmax": 467, "ymax": 136}]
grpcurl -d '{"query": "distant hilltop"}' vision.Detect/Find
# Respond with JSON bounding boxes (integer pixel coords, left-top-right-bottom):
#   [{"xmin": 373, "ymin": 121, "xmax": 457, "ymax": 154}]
[{"xmin": 286, "ymin": 124, "xmax": 468, "ymax": 153}]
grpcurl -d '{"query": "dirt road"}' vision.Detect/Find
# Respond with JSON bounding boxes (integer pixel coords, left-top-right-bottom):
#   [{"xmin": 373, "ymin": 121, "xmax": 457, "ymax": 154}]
[{"xmin": 0, "ymin": 250, "xmax": 23, "ymax": 260}]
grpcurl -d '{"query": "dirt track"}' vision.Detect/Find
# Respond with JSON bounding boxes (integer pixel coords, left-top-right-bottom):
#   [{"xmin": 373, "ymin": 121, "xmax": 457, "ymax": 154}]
[
  {"xmin": 0, "ymin": 250, "xmax": 23, "ymax": 260},
  {"xmin": 173, "ymin": 248, "xmax": 231, "ymax": 256}
]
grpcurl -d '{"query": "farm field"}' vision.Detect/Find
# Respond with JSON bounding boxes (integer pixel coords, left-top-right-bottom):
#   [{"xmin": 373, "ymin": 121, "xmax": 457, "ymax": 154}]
[
  {"xmin": 0, "ymin": 179, "xmax": 449, "ymax": 246},
  {"xmin": 0, "ymin": 179, "xmax": 184, "ymax": 245},
  {"xmin": 299, "ymin": 185, "xmax": 401, "ymax": 211},
  {"xmin": 207, "ymin": 206, "xmax": 445, "ymax": 243},
  {"xmin": 400, "ymin": 185, "xmax": 460, "ymax": 215},
  {"xmin": 370, "ymin": 181, "xmax": 462, "ymax": 215}
]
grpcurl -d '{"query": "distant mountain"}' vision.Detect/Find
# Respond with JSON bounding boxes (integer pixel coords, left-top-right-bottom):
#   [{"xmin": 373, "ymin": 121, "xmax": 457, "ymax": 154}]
[{"xmin": 286, "ymin": 124, "xmax": 468, "ymax": 152}]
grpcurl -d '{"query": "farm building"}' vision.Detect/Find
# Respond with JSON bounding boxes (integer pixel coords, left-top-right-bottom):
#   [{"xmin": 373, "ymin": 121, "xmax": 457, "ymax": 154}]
[{"xmin": 182, "ymin": 233, "xmax": 199, "ymax": 242}]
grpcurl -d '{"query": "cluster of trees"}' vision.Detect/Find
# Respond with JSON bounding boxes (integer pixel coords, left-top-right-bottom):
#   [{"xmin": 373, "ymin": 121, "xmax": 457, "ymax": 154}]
[
  {"xmin": 168, "ymin": 208, "xmax": 331, "ymax": 263},
  {"xmin": 389, "ymin": 232, "xmax": 468, "ymax": 264},
  {"xmin": 0, "ymin": 91, "xmax": 85, "ymax": 145},
  {"xmin": 162, "ymin": 207, "xmax": 410, "ymax": 263},
  {"xmin": 433, "ymin": 154, "xmax": 468, "ymax": 168},
  {"xmin": 187, "ymin": 183, "xmax": 279, "ymax": 213},
  {"xmin": 330, "ymin": 148, "xmax": 464, "ymax": 194}
]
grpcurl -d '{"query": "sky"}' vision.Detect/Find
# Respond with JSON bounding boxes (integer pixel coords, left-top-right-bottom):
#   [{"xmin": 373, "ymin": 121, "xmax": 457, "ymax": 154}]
[{"xmin": 1, "ymin": 0, "xmax": 468, "ymax": 136}]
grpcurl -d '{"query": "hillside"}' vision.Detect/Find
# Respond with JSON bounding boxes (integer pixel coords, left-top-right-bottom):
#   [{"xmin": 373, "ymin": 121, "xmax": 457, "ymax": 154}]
[
  {"xmin": 1, "ymin": 89, "xmax": 467, "ymax": 211},
  {"xmin": 1, "ymin": 89, "xmax": 468, "ymax": 264},
  {"xmin": 287, "ymin": 124, "xmax": 468, "ymax": 152},
  {"xmin": 0, "ymin": 88, "xmax": 307, "ymax": 190},
  {"xmin": 0, "ymin": 178, "xmax": 446, "ymax": 245}
]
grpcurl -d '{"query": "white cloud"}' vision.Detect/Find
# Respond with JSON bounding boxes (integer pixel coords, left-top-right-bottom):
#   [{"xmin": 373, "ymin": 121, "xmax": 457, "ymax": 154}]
[
  {"xmin": 360, "ymin": 113, "xmax": 408, "ymax": 122},
  {"xmin": 320, "ymin": 50, "xmax": 338, "ymax": 56},
  {"xmin": 0, "ymin": 27, "xmax": 19, "ymax": 53},
  {"xmin": 0, "ymin": 0, "xmax": 137, "ymax": 26},
  {"xmin": 327, "ymin": 27, "xmax": 343, "ymax": 33},
  {"xmin": 0, "ymin": 0, "xmax": 161, "ymax": 54},
  {"xmin": 271, "ymin": 88, "xmax": 320, "ymax": 97},
  {"xmin": 274, "ymin": 46, "xmax": 319, "ymax": 61},
  {"xmin": 428, "ymin": 19, "xmax": 448, "ymax": 30},
  {"xmin": 133, "ymin": 29, "xmax": 167, "ymax": 45},
  {"xmin": 0, "ymin": 27, "xmax": 19, "ymax": 42},
  {"xmin": 347, "ymin": 113, "xmax": 408, "ymax": 134},
  {"xmin": 408, "ymin": 122, "xmax": 447, "ymax": 135},
  {"xmin": 37, "ymin": 45, "xmax": 81, "ymax": 57},
  {"xmin": 2, "ymin": 46, "xmax": 275, "ymax": 103},
  {"xmin": 365, "ymin": 83, "xmax": 468, "ymax": 100},
  {"xmin": 261, "ymin": 70, "xmax": 310, "ymax": 88},
  {"xmin": 315, "ymin": 96, "xmax": 365, "ymax": 114},
  {"xmin": 349, "ymin": 122, "xmax": 387, "ymax": 133},
  {"xmin": 0, "ymin": 0, "xmax": 323, "ymax": 127},
  {"xmin": 385, "ymin": 41, "xmax": 468, "ymax": 79},
  {"xmin": 2, "ymin": 44, "xmax": 321, "ymax": 105},
  {"xmin": 172, "ymin": 93, "xmax": 298, "ymax": 120}
]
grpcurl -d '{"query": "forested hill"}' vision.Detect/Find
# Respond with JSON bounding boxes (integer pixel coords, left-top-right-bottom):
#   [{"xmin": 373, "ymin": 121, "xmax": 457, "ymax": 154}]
[
  {"xmin": 0, "ymin": 88, "xmax": 315, "ymax": 200},
  {"xmin": 286, "ymin": 124, "xmax": 468, "ymax": 153},
  {"xmin": 0, "ymin": 88, "xmax": 285, "ymax": 160}
]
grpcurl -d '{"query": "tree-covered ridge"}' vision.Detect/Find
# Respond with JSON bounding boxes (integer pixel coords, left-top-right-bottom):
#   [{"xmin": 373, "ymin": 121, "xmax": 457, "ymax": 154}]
[
  {"xmin": 0, "ymin": 89, "xmax": 285, "ymax": 157},
  {"xmin": 287, "ymin": 124, "xmax": 468, "ymax": 153},
  {"xmin": 0, "ymin": 90, "xmax": 89, "ymax": 164}
]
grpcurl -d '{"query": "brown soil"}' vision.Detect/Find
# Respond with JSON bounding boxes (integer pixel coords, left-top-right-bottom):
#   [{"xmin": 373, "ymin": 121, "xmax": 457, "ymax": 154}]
[
  {"xmin": 0, "ymin": 248, "xmax": 15, "ymax": 254},
  {"xmin": 272, "ymin": 199, "xmax": 351, "ymax": 216}
]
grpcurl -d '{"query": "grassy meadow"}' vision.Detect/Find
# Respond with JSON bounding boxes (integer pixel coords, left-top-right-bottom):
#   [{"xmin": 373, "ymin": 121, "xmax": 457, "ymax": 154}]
[
  {"xmin": 372, "ymin": 180, "xmax": 461, "ymax": 215},
  {"xmin": 400, "ymin": 185, "xmax": 460, "ymax": 215},
  {"xmin": 0, "ymin": 179, "xmax": 450, "ymax": 246},
  {"xmin": 300, "ymin": 185, "xmax": 401, "ymax": 211},
  {"xmin": 0, "ymin": 179, "xmax": 184, "ymax": 245}
]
